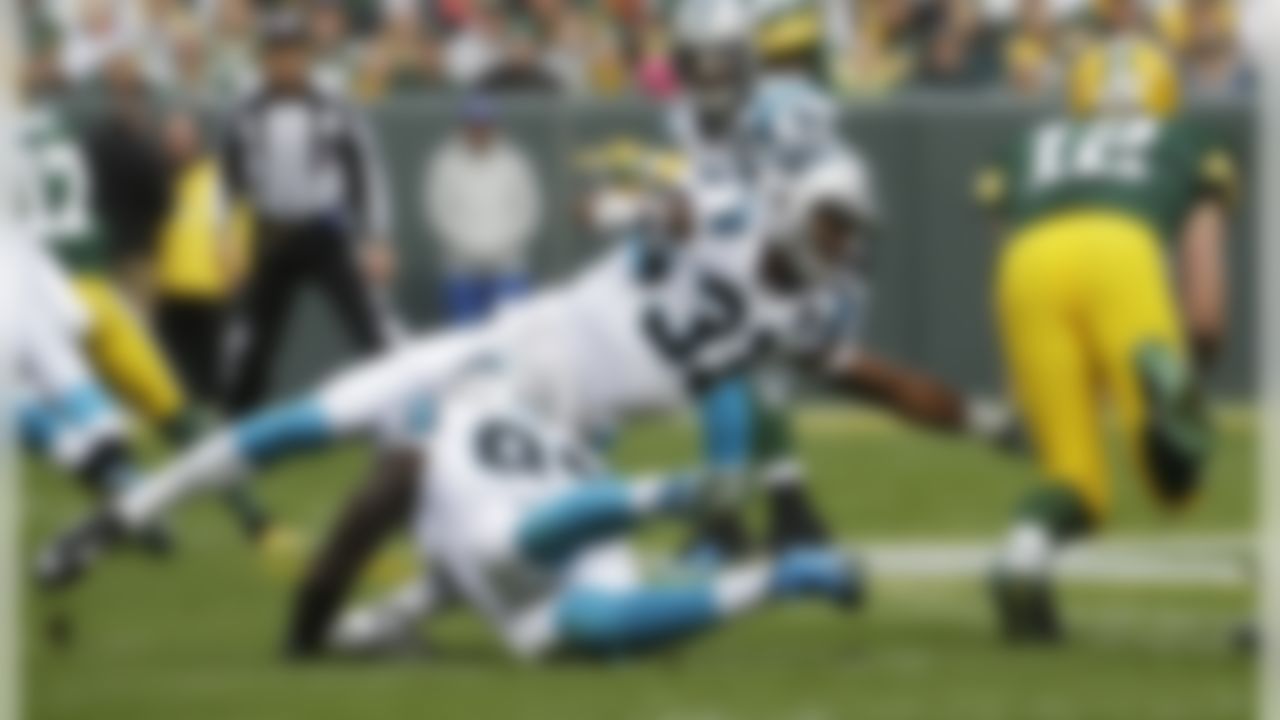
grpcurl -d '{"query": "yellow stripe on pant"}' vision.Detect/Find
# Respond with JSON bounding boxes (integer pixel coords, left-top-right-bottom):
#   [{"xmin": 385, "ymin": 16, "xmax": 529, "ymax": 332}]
[
  {"xmin": 72, "ymin": 275, "xmax": 187, "ymax": 425},
  {"xmin": 995, "ymin": 210, "xmax": 1185, "ymax": 522}
]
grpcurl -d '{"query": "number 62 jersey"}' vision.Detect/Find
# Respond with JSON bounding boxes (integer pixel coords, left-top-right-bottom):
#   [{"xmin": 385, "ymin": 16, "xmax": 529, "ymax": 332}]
[{"xmin": 975, "ymin": 115, "xmax": 1238, "ymax": 240}]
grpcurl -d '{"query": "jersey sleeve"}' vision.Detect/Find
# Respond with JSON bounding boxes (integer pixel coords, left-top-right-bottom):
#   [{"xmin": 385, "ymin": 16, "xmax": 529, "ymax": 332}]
[
  {"xmin": 1193, "ymin": 141, "xmax": 1240, "ymax": 207},
  {"xmin": 1176, "ymin": 120, "xmax": 1241, "ymax": 207}
]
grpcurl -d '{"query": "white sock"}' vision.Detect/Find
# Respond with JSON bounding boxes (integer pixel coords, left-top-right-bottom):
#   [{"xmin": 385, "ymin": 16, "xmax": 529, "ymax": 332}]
[
  {"xmin": 712, "ymin": 563, "xmax": 771, "ymax": 616},
  {"xmin": 117, "ymin": 433, "xmax": 249, "ymax": 528},
  {"xmin": 997, "ymin": 521, "xmax": 1055, "ymax": 580}
]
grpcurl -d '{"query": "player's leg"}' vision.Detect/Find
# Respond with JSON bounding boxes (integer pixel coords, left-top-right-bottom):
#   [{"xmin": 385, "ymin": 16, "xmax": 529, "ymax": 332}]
[
  {"xmin": 1088, "ymin": 223, "xmax": 1208, "ymax": 510},
  {"xmin": 34, "ymin": 334, "xmax": 475, "ymax": 589},
  {"xmin": 682, "ymin": 376, "xmax": 757, "ymax": 563},
  {"xmin": 73, "ymin": 275, "xmax": 277, "ymax": 539},
  {"xmin": 19, "ymin": 322, "xmax": 175, "ymax": 563},
  {"xmin": 18, "ymin": 316, "xmax": 138, "ymax": 497},
  {"xmin": 113, "ymin": 341, "xmax": 449, "ymax": 530},
  {"xmin": 516, "ymin": 473, "xmax": 701, "ymax": 567},
  {"xmin": 285, "ymin": 448, "xmax": 419, "ymax": 657},
  {"xmin": 548, "ymin": 545, "xmax": 861, "ymax": 658},
  {"xmin": 992, "ymin": 225, "xmax": 1109, "ymax": 642},
  {"xmin": 72, "ymin": 276, "xmax": 190, "ymax": 439},
  {"xmin": 752, "ymin": 369, "xmax": 830, "ymax": 549}
]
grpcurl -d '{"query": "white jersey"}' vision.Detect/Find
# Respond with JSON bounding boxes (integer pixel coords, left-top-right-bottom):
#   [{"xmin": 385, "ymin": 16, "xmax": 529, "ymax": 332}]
[{"xmin": 413, "ymin": 384, "xmax": 641, "ymax": 657}]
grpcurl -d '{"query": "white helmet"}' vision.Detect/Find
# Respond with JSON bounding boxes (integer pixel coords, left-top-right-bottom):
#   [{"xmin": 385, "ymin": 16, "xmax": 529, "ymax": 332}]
[
  {"xmin": 673, "ymin": 0, "xmax": 757, "ymax": 134},
  {"xmin": 674, "ymin": 0, "xmax": 754, "ymax": 47},
  {"xmin": 772, "ymin": 150, "xmax": 878, "ymax": 280}
]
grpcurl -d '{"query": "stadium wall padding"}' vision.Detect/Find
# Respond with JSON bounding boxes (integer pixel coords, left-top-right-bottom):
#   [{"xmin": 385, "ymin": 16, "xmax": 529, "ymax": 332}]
[{"xmin": 271, "ymin": 96, "xmax": 1257, "ymax": 400}]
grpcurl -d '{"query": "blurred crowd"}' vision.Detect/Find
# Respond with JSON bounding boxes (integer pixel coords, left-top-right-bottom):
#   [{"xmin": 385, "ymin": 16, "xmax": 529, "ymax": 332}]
[{"xmin": 19, "ymin": 0, "xmax": 1259, "ymax": 108}]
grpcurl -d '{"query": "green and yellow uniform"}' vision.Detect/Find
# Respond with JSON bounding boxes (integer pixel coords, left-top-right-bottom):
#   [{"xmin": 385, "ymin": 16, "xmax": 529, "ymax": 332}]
[
  {"xmin": 977, "ymin": 115, "xmax": 1236, "ymax": 522},
  {"xmin": 22, "ymin": 107, "xmax": 188, "ymax": 428}
]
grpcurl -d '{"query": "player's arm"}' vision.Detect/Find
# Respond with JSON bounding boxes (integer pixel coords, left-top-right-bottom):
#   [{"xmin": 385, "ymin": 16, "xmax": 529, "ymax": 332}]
[
  {"xmin": 1178, "ymin": 199, "xmax": 1229, "ymax": 372},
  {"xmin": 821, "ymin": 350, "xmax": 1022, "ymax": 449},
  {"xmin": 1177, "ymin": 143, "xmax": 1238, "ymax": 373}
]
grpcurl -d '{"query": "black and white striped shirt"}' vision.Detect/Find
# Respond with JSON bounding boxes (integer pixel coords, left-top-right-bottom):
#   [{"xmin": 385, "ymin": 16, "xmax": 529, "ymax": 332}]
[{"xmin": 221, "ymin": 84, "xmax": 392, "ymax": 240}]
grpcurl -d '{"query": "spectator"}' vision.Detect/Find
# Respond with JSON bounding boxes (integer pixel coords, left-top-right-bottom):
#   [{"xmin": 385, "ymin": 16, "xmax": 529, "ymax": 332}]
[
  {"xmin": 1003, "ymin": 0, "xmax": 1063, "ymax": 97},
  {"xmin": 355, "ymin": 4, "xmax": 444, "ymax": 100},
  {"xmin": 85, "ymin": 49, "xmax": 173, "ymax": 303},
  {"xmin": 441, "ymin": 5, "xmax": 502, "ymax": 86},
  {"xmin": 838, "ymin": 0, "xmax": 924, "ymax": 97},
  {"xmin": 634, "ymin": 23, "xmax": 676, "ymax": 99},
  {"xmin": 164, "ymin": 19, "xmax": 221, "ymax": 108},
  {"xmin": 152, "ymin": 110, "xmax": 242, "ymax": 405},
  {"xmin": 915, "ymin": 0, "xmax": 998, "ymax": 89},
  {"xmin": 1179, "ymin": 0, "xmax": 1252, "ymax": 97},
  {"xmin": 479, "ymin": 21, "xmax": 560, "ymax": 93},
  {"xmin": 310, "ymin": 0, "xmax": 364, "ymax": 95},
  {"xmin": 46, "ymin": 0, "xmax": 145, "ymax": 82},
  {"xmin": 425, "ymin": 96, "xmax": 542, "ymax": 324},
  {"xmin": 205, "ymin": 0, "xmax": 258, "ymax": 98}
]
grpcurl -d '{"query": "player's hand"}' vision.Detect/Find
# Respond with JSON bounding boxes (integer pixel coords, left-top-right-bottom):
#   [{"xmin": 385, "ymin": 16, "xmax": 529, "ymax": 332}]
[
  {"xmin": 964, "ymin": 398, "xmax": 1029, "ymax": 456},
  {"xmin": 361, "ymin": 240, "xmax": 397, "ymax": 287}
]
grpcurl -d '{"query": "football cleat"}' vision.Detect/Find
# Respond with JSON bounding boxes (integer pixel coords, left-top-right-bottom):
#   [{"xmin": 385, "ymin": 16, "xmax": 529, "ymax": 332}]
[
  {"xmin": 1137, "ymin": 342, "xmax": 1211, "ymax": 507},
  {"xmin": 34, "ymin": 510, "xmax": 126, "ymax": 591}
]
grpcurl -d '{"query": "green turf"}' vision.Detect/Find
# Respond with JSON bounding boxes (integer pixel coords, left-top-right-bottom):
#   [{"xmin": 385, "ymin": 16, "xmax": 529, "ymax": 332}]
[{"xmin": 23, "ymin": 409, "xmax": 1257, "ymax": 720}]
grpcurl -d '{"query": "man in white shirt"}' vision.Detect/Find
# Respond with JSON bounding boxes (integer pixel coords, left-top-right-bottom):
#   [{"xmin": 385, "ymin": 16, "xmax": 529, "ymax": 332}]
[{"xmin": 424, "ymin": 96, "xmax": 542, "ymax": 324}]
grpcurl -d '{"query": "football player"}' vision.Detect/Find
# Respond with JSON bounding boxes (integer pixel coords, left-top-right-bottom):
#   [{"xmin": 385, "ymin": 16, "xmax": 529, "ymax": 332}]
[
  {"xmin": 667, "ymin": 0, "xmax": 1015, "ymax": 559},
  {"xmin": 319, "ymin": 371, "xmax": 861, "ymax": 661},
  {"xmin": 17, "ymin": 87, "xmax": 295, "ymax": 559},
  {"xmin": 976, "ymin": 36, "xmax": 1236, "ymax": 642}
]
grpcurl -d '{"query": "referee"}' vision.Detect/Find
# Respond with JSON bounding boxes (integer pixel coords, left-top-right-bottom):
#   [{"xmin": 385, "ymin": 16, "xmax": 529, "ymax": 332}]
[{"xmin": 220, "ymin": 10, "xmax": 397, "ymax": 416}]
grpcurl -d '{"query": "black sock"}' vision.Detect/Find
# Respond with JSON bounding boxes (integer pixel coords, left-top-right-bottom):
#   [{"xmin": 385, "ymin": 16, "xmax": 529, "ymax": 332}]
[
  {"xmin": 688, "ymin": 511, "xmax": 752, "ymax": 559},
  {"xmin": 766, "ymin": 480, "xmax": 830, "ymax": 548}
]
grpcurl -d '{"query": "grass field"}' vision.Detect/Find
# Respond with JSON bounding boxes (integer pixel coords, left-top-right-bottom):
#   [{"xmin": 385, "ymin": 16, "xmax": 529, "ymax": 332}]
[{"xmin": 23, "ymin": 409, "xmax": 1258, "ymax": 720}]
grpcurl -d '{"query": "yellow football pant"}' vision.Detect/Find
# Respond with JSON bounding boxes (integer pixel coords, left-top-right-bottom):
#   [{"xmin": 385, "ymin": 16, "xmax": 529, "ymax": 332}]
[
  {"xmin": 72, "ymin": 275, "xmax": 187, "ymax": 425},
  {"xmin": 995, "ymin": 211, "xmax": 1185, "ymax": 522}
]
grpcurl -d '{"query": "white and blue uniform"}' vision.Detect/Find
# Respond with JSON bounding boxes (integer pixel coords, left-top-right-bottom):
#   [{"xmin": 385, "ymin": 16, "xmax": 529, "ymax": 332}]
[
  {"xmin": 3, "ymin": 117, "xmax": 126, "ymax": 471},
  {"xmin": 336, "ymin": 376, "xmax": 858, "ymax": 660}
]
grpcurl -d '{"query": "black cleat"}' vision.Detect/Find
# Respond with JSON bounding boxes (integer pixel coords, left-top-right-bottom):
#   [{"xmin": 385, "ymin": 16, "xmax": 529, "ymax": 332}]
[
  {"xmin": 990, "ymin": 570, "xmax": 1064, "ymax": 644},
  {"xmin": 1137, "ymin": 343, "xmax": 1211, "ymax": 506},
  {"xmin": 34, "ymin": 511, "xmax": 127, "ymax": 591}
]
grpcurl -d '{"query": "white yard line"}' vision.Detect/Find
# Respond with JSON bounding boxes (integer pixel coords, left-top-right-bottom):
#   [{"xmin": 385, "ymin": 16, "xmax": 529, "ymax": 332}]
[{"xmin": 850, "ymin": 534, "xmax": 1255, "ymax": 587}]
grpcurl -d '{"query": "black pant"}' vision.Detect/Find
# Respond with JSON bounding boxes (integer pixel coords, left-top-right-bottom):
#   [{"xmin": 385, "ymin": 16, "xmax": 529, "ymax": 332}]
[
  {"xmin": 155, "ymin": 297, "xmax": 226, "ymax": 406},
  {"xmin": 223, "ymin": 220, "xmax": 389, "ymax": 416}
]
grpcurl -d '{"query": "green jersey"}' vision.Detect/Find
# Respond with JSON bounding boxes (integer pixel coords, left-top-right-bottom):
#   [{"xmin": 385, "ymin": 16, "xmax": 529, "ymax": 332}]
[
  {"xmin": 976, "ymin": 115, "xmax": 1237, "ymax": 240},
  {"xmin": 21, "ymin": 107, "xmax": 106, "ymax": 272}
]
